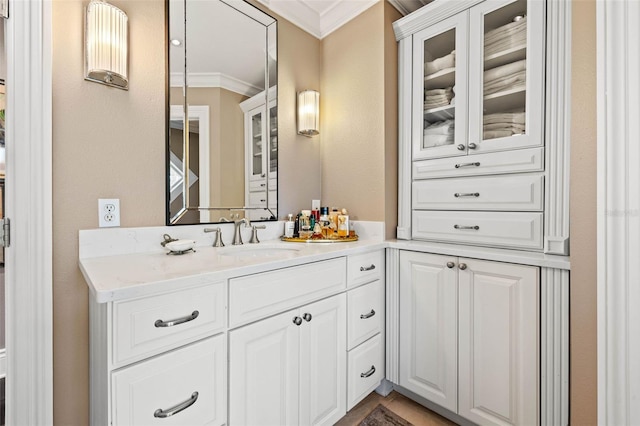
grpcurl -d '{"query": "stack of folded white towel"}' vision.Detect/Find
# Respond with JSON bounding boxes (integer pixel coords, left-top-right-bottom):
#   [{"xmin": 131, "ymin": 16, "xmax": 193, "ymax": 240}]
[
  {"xmin": 424, "ymin": 87, "xmax": 454, "ymax": 110},
  {"xmin": 484, "ymin": 59, "xmax": 526, "ymax": 96},
  {"xmin": 424, "ymin": 119, "xmax": 455, "ymax": 148},
  {"xmin": 484, "ymin": 16, "xmax": 527, "ymax": 57},
  {"xmin": 425, "ymin": 50, "xmax": 455, "ymax": 76},
  {"xmin": 483, "ymin": 111, "xmax": 525, "ymax": 139}
]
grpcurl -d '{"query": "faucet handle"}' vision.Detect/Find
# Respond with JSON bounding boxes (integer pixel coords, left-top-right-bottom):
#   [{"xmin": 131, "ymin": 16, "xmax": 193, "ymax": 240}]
[
  {"xmin": 204, "ymin": 227, "xmax": 224, "ymax": 247},
  {"xmin": 249, "ymin": 225, "xmax": 266, "ymax": 244}
]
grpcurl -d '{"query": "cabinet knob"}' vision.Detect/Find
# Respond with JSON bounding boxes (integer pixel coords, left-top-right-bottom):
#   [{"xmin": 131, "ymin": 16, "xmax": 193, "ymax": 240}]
[
  {"xmin": 303, "ymin": 313, "xmax": 312, "ymax": 322},
  {"xmin": 293, "ymin": 316, "xmax": 303, "ymax": 326},
  {"xmin": 468, "ymin": 143, "xmax": 477, "ymax": 150},
  {"xmin": 459, "ymin": 263, "xmax": 467, "ymax": 270},
  {"xmin": 457, "ymin": 144, "xmax": 466, "ymax": 151},
  {"xmin": 446, "ymin": 261, "xmax": 455, "ymax": 269}
]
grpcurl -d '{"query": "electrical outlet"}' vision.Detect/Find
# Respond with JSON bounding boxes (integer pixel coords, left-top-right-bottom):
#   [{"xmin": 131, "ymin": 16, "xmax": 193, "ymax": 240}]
[{"xmin": 98, "ymin": 199, "xmax": 121, "ymax": 227}]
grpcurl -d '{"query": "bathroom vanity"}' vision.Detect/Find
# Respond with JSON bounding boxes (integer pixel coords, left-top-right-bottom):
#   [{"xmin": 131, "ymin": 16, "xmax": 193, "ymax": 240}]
[{"xmin": 81, "ymin": 224, "xmax": 386, "ymax": 426}]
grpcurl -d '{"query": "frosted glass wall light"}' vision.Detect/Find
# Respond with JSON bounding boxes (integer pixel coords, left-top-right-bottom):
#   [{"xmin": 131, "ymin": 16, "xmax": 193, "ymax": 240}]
[
  {"xmin": 297, "ymin": 90, "xmax": 319, "ymax": 137},
  {"xmin": 85, "ymin": 0, "xmax": 129, "ymax": 90}
]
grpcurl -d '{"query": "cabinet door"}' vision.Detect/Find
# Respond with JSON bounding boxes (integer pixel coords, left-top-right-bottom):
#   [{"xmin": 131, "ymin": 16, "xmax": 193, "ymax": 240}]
[
  {"xmin": 299, "ymin": 294, "xmax": 347, "ymax": 426},
  {"xmin": 399, "ymin": 251, "xmax": 458, "ymax": 412},
  {"xmin": 229, "ymin": 309, "xmax": 300, "ymax": 426},
  {"xmin": 246, "ymin": 105, "xmax": 266, "ymax": 182},
  {"xmin": 467, "ymin": 0, "xmax": 545, "ymax": 154},
  {"xmin": 458, "ymin": 258, "xmax": 538, "ymax": 426},
  {"xmin": 412, "ymin": 12, "xmax": 469, "ymax": 160}
]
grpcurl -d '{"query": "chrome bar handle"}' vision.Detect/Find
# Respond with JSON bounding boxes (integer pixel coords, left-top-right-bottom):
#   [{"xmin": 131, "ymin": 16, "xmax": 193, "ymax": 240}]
[
  {"xmin": 360, "ymin": 264, "xmax": 376, "ymax": 272},
  {"xmin": 360, "ymin": 309, "xmax": 376, "ymax": 320},
  {"xmin": 303, "ymin": 313, "xmax": 312, "ymax": 322},
  {"xmin": 454, "ymin": 225, "xmax": 480, "ymax": 230},
  {"xmin": 154, "ymin": 310, "xmax": 199, "ymax": 328},
  {"xmin": 454, "ymin": 192, "xmax": 480, "ymax": 198},
  {"xmin": 455, "ymin": 162, "xmax": 481, "ymax": 169},
  {"xmin": 154, "ymin": 391, "xmax": 199, "ymax": 418},
  {"xmin": 360, "ymin": 366, "xmax": 376, "ymax": 378}
]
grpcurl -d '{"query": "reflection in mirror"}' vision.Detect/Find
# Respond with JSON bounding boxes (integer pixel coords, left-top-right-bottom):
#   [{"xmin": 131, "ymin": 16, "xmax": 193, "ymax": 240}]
[{"xmin": 167, "ymin": 0, "xmax": 277, "ymax": 225}]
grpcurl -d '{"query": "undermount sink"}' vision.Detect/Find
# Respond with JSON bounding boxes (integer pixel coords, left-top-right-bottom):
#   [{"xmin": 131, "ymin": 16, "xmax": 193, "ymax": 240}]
[{"xmin": 218, "ymin": 245, "xmax": 301, "ymax": 259}]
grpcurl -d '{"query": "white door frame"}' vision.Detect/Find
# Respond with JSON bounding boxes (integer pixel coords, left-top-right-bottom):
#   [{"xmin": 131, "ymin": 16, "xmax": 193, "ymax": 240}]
[
  {"xmin": 597, "ymin": 0, "xmax": 640, "ymax": 424},
  {"xmin": 5, "ymin": 0, "xmax": 53, "ymax": 424}
]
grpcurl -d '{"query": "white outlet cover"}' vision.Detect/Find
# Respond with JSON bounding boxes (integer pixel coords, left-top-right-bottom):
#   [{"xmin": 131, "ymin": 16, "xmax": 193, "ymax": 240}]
[{"xmin": 98, "ymin": 198, "xmax": 121, "ymax": 228}]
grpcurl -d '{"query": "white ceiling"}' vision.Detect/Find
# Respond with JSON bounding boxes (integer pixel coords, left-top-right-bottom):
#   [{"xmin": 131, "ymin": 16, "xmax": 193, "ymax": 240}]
[{"xmin": 256, "ymin": 0, "xmax": 431, "ymax": 39}]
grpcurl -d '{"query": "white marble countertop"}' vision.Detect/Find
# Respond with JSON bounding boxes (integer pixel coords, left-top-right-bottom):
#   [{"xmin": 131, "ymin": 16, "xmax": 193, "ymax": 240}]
[{"xmin": 79, "ymin": 221, "xmax": 571, "ymax": 304}]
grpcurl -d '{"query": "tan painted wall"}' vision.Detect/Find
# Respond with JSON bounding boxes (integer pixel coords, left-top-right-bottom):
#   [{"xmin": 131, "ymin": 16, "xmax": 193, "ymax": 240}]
[
  {"xmin": 570, "ymin": 0, "xmax": 597, "ymax": 423},
  {"xmin": 320, "ymin": 2, "xmax": 400, "ymax": 238},
  {"xmin": 52, "ymin": 0, "xmax": 166, "ymax": 423}
]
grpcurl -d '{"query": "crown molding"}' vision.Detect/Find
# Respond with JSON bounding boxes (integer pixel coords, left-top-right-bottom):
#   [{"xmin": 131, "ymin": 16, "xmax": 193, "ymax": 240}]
[
  {"xmin": 169, "ymin": 72, "xmax": 262, "ymax": 96},
  {"xmin": 257, "ymin": 0, "xmax": 378, "ymax": 39}
]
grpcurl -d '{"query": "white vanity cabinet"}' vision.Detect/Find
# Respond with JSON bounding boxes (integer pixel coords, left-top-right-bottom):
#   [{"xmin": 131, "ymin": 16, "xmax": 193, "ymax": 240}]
[
  {"xmin": 398, "ymin": 250, "xmax": 538, "ymax": 426},
  {"xmin": 229, "ymin": 294, "xmax": 346, "ymax": 426},
  {"xmin": 89, "ymin": 281, "xmax": 227, "ymax": 426}
]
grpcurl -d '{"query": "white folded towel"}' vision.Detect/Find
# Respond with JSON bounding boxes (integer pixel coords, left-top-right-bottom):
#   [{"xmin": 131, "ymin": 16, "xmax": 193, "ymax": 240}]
[
  {"xmin": 425, "ymin": 50, "xmax": 456, "ymax": 76},
  {"xmin": 484, "ymin": 59, "xmax": 526, "ymax": 83}
]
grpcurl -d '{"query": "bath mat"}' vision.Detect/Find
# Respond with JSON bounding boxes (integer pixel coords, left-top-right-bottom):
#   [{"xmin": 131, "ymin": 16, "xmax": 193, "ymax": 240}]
[{"xmin": 359, "ymin": 404, "xmax": 414, "ymax": 426}]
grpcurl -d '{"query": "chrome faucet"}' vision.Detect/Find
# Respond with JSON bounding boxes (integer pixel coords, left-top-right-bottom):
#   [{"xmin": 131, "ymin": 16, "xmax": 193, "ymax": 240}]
[{"xmin": 232, "ymin": 218, "xmax": 251, "ymax": 245}]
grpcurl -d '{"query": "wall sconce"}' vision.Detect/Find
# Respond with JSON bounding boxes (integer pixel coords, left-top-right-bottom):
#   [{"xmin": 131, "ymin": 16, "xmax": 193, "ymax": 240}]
[
  {"xmin": 297, "ymin": 90, "xmax": 319, "ymax": 137},
  {"xmin": 85, "ymin": 0, "xmax": 129, "ymax": 90}
]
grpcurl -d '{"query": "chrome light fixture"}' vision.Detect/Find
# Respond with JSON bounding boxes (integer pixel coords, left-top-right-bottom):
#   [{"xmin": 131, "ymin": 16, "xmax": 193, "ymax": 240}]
[
  {"xmin": 85, "ymin": 0, "xmax": 129, "ymax": 90},
  {"xmin": 297, "ymin": 90, "xmax": 319, "ymax": 137}
]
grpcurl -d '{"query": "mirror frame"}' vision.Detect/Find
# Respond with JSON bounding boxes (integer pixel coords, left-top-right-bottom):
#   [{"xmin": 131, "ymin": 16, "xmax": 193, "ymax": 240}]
[{"xmin": 165, "ymin": 0, "xmax": 278, "ymax": 225}]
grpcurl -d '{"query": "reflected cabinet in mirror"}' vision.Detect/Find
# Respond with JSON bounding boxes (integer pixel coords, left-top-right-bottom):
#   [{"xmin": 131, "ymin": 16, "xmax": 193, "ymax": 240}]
[{"xmin": 167, "ymin": 0, "xmax": 278, "ymax": 225}]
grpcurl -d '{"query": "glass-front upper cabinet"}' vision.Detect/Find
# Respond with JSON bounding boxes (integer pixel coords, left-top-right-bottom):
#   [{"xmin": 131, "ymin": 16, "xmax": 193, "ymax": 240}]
[
  {"xmin": 412, "ymin": 13, "xmax": 469, "ymax": 161},
  {"xmin": 468, "ymin": 0, "xmax": 544, "ymax": 154}
]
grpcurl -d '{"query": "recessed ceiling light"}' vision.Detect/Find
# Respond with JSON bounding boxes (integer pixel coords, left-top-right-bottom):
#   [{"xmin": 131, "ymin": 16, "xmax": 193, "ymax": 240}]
[{"xmin": 170, "ymin": 39, "xmax": 182, "ymax": 46}]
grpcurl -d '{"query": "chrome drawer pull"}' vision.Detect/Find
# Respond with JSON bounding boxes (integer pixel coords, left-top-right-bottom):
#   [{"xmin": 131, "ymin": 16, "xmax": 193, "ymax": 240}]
[
  {"xmin": 360, "ymin": 264, "xmax": 376, "ymax": 272},
  {"xmin": 361, "ymin": 365, "xmax": 376, "ymax": 378},
  {"xmin": 360, "ymin": 309, "xmax": 376, "ymax": 320},
  {"xmin": 454, "ymin": 192, "xmax": 480, "ymax": 198},
  {"xmin": 154, "ymin": 310, "xmax": 199, "ymax": 328},
  {"xmin": 454, "ymin": 162, "xmax": 480, "ymax": 169},
  {"xmin": 154, "ymin": 391, "xmax": 199, "ymax": 418},
  {"xmin": 454, "ymin": 225, "xmax": 480, "ymax": 230}
]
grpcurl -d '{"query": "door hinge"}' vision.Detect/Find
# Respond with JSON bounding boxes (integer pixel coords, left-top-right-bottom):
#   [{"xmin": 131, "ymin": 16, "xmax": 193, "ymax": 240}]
[{"xmin": 0, "ymin": 218, "xmax": 10, "ymax": 248}]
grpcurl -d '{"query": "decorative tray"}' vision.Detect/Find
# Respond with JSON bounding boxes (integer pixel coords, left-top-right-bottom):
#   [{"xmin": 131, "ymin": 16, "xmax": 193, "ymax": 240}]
[{"xmin": 280, "ymin": 235, "xmax": 358, "ymax": 243}]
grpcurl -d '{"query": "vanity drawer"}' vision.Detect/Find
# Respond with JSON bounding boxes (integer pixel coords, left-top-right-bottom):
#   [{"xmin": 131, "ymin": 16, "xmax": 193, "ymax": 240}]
[
  {"xmin": 347, "ymin": 333, "xmax": 384, "ymax": 411},
  {"xmin": 248, "ymin": 191, "xmax": 267, "ymax": 205},
  {"xmin": 229, "ymin": 257, "xmax": 346, "ymax": 327},
  {"xmin": 413, "ymin": 173, "xmax": 544, "ymax": 211},
  {"xmin": 113, "ymin": 282, "xmax": 225, "ymax": 366},
  {"xmin": 412, "ymin": 210, "xmax": 543, "ymax": 250},
  {"xmin": 347, "ymin": 280, "xmax": 383, "ymax": 350},
  {"xmin": 347, "ymin": 251, "xmax": 384, "ymax": 288},
  {"xmin": 249, "ymin": 180, "xmax": 267, "ymax": 192},
  {"xmin": 111, "ymin": 335, "xmax": 226, "ymax": 426},
  {"xmin": 412, "ymin": 147, "xmax": 543, "ymax": 180}
]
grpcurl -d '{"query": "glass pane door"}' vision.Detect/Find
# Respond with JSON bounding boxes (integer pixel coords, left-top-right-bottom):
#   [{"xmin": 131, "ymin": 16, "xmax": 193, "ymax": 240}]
[
  {"xmin": 468, "ymin": 0, "xmax": 544, "ymax": 153},
  {"xmin": 412, "ymin": 12, "xmax": 468, "ymax": 160},
  {"xmin": 249, "ymin": 107, "xmax": 265, "ymax": 182}
]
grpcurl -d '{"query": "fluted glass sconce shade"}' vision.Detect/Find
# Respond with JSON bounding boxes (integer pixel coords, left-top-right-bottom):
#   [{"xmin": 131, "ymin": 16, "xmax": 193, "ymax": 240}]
[
  {"xmin": 297, "ymin": 90, "xmax": 319, "ymax": 137},
  {"xmin": 85, "ymin": 0, "xmax": 129, "ymax": 90}
]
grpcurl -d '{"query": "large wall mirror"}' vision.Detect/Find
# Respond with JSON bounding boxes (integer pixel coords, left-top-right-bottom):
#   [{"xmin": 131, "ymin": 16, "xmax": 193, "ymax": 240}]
[{"xmin": 167, "ymin": 0, "xmax": 278, "ymax": 225}]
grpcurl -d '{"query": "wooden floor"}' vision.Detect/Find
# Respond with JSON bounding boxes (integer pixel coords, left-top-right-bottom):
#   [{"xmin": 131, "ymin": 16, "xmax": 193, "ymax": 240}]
[{"xmin": 335, "ymin": 391, "xmax": 457, "ymax": 426}]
